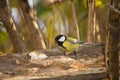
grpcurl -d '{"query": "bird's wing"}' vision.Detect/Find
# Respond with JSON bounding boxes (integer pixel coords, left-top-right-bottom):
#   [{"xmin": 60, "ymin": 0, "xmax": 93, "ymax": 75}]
[{"xmin": 67, "ymin": 37, "xmax": 84, "ymax": 44}]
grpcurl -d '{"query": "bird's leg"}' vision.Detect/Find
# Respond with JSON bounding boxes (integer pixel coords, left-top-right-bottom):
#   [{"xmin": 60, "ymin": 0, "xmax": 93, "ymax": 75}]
[
  {"xmin": 63, "ymin": 51, "xmax": 66, "ymax": 55},
  {"xmin": 73, "ymin": 51, "xmax": 77, "ymax": 55}
]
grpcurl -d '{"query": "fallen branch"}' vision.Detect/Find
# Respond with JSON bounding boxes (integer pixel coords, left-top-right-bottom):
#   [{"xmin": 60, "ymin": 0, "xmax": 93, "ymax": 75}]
[{"xmin": 0, "ymin": 43, "xmax": 106, "ymax": 80}]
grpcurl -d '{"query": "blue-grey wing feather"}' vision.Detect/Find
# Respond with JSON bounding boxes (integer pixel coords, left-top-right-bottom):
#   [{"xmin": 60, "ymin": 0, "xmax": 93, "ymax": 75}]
[{"xmin": 67, "ymin": 38, "xmax": 84, "ymax": 44}]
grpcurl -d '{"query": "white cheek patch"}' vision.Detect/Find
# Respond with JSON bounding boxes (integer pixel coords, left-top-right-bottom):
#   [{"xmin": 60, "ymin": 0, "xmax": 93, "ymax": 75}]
[{"xmin": 58, "ymin": 36, "xmax": 65, "ymax": 42}]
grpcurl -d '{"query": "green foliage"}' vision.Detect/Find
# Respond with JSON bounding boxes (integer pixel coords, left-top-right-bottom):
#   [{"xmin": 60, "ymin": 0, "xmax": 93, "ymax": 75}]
[
  {"xmin": 9, "ymin": 0, "xmax": 18, "ymax": 8},
  {"xmin": 96, "ymin": 0, "xmax": 104, "ymax": 8},
  {"xmin": 0, "ymin": 27, "xmax": 13, "ymax": 53},
  {"xmin": 0, "ymin": 31, "xmax": 8, "ymax": 43},
  {"xmin": 36, "ymin": 1, "xmax": 51, "ymax": 18}
]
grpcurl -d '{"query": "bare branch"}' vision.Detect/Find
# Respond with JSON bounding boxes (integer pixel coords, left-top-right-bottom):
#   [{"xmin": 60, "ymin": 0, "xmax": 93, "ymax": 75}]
[{"xmin": 110, "ymin": 1, "xmax": 120, "ymax": 14}]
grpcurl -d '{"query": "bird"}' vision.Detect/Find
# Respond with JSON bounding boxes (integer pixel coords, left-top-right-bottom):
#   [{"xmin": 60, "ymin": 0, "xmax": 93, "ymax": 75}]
[{"xmin": 55, "ymin": 34, "xmax": 84, "ymax": 55}]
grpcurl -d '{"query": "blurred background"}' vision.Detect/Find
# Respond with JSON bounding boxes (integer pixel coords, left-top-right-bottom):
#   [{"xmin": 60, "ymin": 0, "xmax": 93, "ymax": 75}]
[{"xmin": 0, "ymin": 0, "xmax": 109, "ymax": 54}]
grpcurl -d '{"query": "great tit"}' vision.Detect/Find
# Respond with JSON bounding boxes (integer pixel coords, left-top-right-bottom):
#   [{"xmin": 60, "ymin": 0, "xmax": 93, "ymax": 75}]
[{"xmin": 55, "ymin": 34, "xmax": 84, "ymax": 55}]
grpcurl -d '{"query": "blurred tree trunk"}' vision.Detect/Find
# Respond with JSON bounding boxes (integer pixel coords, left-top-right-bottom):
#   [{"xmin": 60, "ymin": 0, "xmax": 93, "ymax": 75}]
[
  {"xmin": 87, "ymin": 0, "xmax": 95, "ymax": 43},
  {"xmin": 70, "ymin": 0, "xmax": 80, "ymax": 40},
  {"xmin": 18, "ymin": 0, "xmax": 46, "ymax": 50},
  {"xmin": 49, "ymin": 5, "xmax": 54, "ymax": 49},
  {"xmin": 95, "ymin": 9, "xmax": 105, "ymax": 42},
  {"xmin": 105, "ymin": 0, "xmax": 120, "ymax": 80},
  {"xmin": 0, "ymin": 0, "xmax": 28, "ymax": 53},
  {"xmin": 95, "ymin": 15, "xmax": 101, "ymax": 42}
]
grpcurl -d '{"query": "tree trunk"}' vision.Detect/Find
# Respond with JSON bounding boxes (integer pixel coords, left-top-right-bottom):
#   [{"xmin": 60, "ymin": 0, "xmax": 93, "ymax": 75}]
[
  {"xmin": 18, "ymin": 0, "xmax": 46, "ymax": 50},
  {"xmin": 70, "ymin": 0, "xmax": 80, "ymax": 40},
  {"xmin": 106, "ymin": 0, "xmax": 120, "ymax": 80},
  {"xmin": 87, "ymin": 0, "xmax": 95, "ymax": 43},
  {"xmin": 0, "ymin": 0, "xmax": 28, "ymax": 53}
]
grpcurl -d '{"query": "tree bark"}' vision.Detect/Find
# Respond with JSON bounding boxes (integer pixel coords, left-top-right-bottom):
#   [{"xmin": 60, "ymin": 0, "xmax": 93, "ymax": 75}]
[
  {"xmin": 0, "ymin": 0, "xmax": 28, "ymax": 53},
  {"xmin": 106, "ymin": 0, "xmax": 120, "ymax": 80},
  {"xmin": 87, "ymin": 0, "xmax": 95, "ymax": 43},
  {"xmin": 18, "ymin": 0, "xmax": 46, "ymax": 50}
]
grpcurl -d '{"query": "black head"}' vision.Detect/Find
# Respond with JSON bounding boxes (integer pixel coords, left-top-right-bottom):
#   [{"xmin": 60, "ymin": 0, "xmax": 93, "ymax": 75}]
[{"xmin": 55, "ymin": 35, "xmax": 67, "ymax": 46}]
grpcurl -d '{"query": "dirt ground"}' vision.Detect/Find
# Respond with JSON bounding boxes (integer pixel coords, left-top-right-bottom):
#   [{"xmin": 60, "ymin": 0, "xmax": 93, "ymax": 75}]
[{"xmin": 0, "ymin": 44, "xmax": 107, "ymax": 80}]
